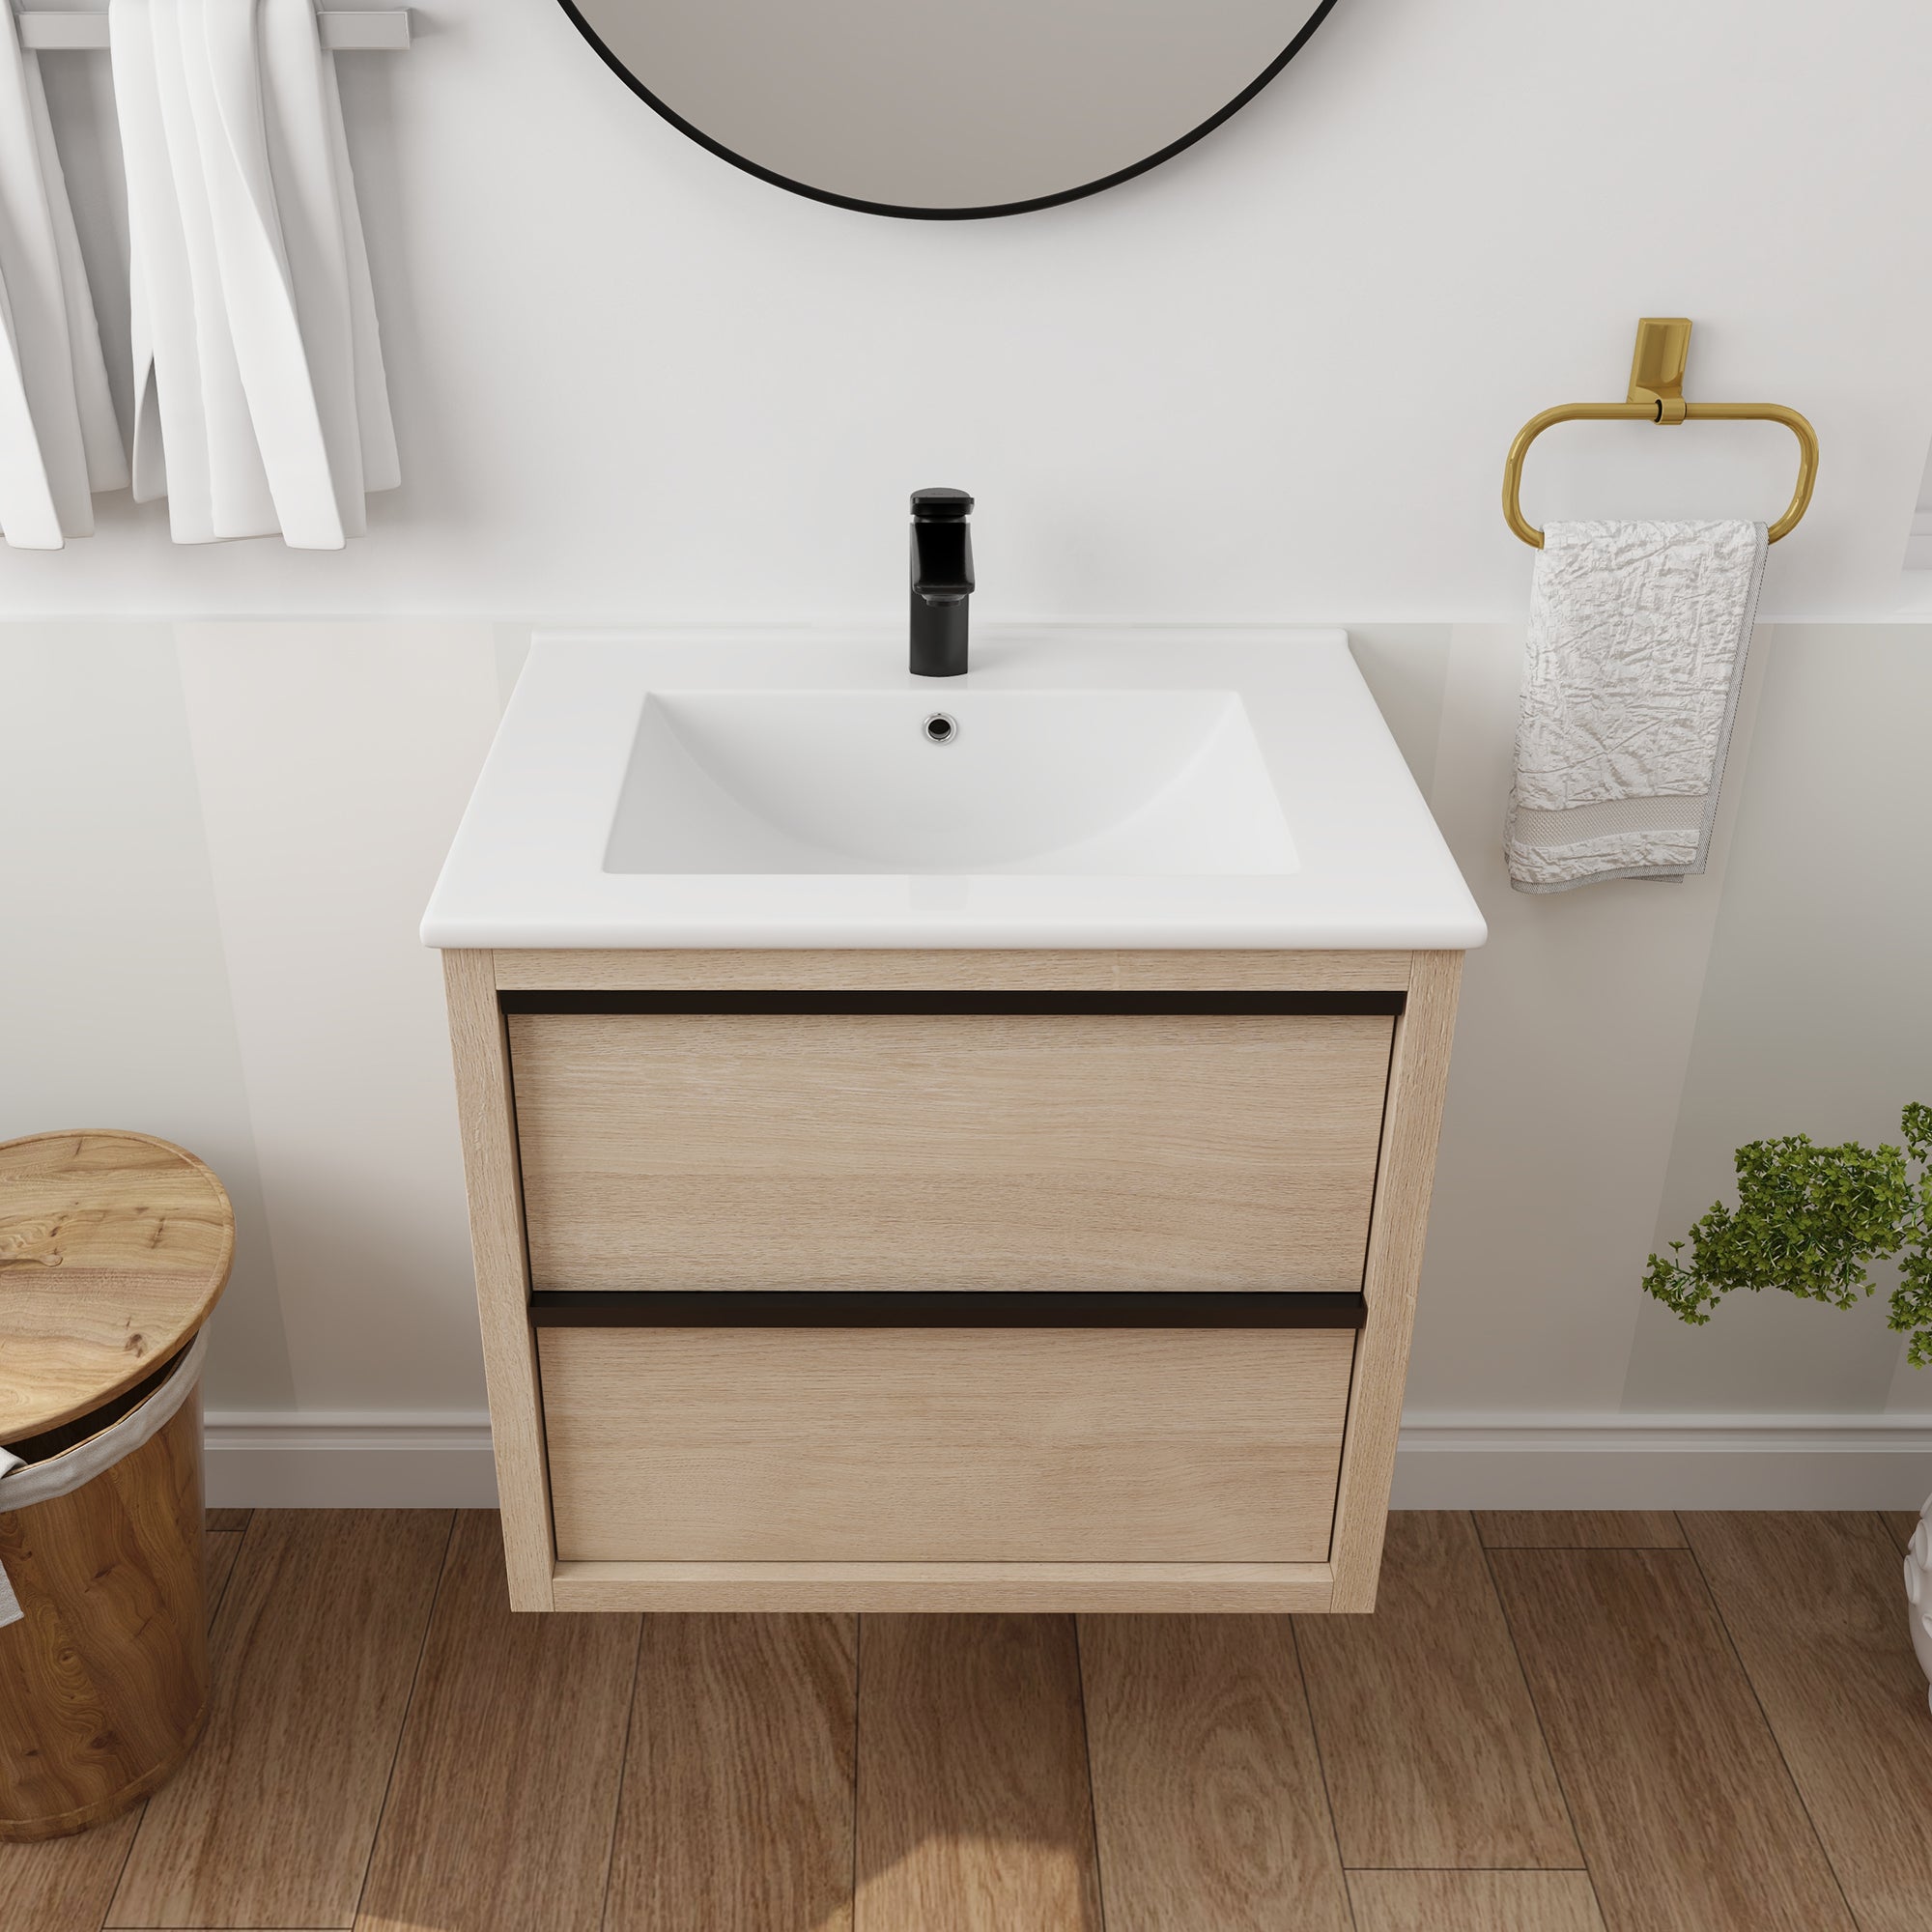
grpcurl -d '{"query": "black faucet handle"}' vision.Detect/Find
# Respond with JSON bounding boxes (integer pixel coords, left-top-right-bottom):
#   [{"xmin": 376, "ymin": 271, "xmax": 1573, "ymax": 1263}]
[{"xmin": 911, "ymin": 487, "xmax": 973, "ymax": 522}]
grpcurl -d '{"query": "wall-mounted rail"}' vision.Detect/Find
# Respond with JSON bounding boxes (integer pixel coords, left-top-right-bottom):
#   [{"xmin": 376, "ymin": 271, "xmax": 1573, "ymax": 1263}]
[{"xmin": 14, "ymin": 8, "xmax": 409, "ymax": 50}]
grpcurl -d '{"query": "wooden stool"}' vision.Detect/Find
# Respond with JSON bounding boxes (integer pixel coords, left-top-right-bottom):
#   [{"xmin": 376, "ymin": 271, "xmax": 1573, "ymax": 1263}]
[{"xmin": 0, "ymin": 1131, "xmax": 233, "ymax": 1840}]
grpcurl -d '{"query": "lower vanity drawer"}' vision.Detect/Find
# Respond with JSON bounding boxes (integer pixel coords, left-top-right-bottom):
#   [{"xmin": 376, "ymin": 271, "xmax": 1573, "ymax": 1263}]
[{"xmin": 536, "ymin": 1302, "xmax": 1358, "ymax": 1566}]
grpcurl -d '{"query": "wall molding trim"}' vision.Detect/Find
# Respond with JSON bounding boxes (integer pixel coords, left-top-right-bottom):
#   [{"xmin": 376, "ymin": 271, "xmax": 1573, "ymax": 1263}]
[
  {"xmin": 1392, "ymin": 1410, "xmax": 1932, "ymax": 1511},
  {"xmin": 206, "ymin": 1410, "xmax": 499, "ymax": 1509},
  {"xmin": 206, "ymin": 1407, "xmax": 1932, "ymax": 1512}
]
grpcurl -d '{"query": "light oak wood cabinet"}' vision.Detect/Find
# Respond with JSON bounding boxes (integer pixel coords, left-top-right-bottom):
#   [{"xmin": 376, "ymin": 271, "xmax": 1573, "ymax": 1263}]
[
  {"xmin": 510, "ymin": 1006, "xmax": 1391, "ymax": 1294},
  {"xmin": 541, "ymin": 1323, "xmax": 1355, "ymax": 1565},
  {"xmin": 441, "ymin": 948, "xmax": 1462, "ymax": 1614}
]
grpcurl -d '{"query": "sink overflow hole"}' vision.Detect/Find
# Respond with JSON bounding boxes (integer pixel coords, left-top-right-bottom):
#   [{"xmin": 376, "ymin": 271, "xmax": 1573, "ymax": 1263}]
[{"xmin": 923, "ymin": 713, "xmax": 960, "ymax": 746}]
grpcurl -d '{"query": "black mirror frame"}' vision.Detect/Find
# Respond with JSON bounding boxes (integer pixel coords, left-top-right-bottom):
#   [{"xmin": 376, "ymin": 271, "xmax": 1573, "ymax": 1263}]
[{"xmin": 553, "ymin": 0, "xmax": 1341, "ymax": 220}]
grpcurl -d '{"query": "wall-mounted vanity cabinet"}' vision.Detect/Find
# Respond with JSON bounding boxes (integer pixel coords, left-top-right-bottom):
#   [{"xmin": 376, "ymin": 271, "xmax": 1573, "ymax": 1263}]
[
  {"xmin": 426, "ymin": 628, "xmax": 1486, "ymax": 1612},
  {"xmin": 440, "ymin": 944, "xmax": 1461, "ymax": 1615}
]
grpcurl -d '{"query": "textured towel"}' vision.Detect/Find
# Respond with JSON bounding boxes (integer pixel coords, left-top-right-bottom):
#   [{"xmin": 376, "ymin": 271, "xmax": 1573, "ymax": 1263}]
[
  {"xmin": 0, "ymin": 4, "xmax": 127, "ymax": 547},
  {"xmin": 110, "ymin": 0, "xmax": 397, "ymax": 546},
  {"xmin": 1505, "ymin": 520, "xmax": 1765, "ymax": 893}
]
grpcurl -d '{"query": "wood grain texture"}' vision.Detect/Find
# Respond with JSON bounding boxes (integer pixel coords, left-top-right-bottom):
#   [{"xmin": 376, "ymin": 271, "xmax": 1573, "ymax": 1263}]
[
  {"xmin": 540, "ymin": 1325, "xmax": 1352, "ymax": 1564},
  {"xmin": 355, "ymin": 1512, "xmax": 639, "ymax": 1932},
  {"xmin": 205, "ymin": 1530, "xmax": 243, "ymax": 1629},
  {"xmin": 107, "ymin": 1510, "xmax": 452, "ymax": 1930},
  {"xmin": 855, "ymin": 1616, "xmax": 1101, "ymax": 1932},
  {"xmin": 1348, "ymin": 1871, "xmax": 1606, "ymax": 1932},
  {"xmin": 550, "ymin": 1560, "xmax": 1337, "ymax": 1614},
  {"xmin": 1477, "ymin": 1512, "xmax": 1684, "ymax": 1548},
  {"xmin": 0, "ymin": 1392, "xmax": 209, "ymax": 1841},
  {"xmin": 1296, "ymin": 1512, "xmax": 1577, "ymax": 1869},
  {"xmin": 0, "ymin": 1131, "xmax": 233, "ymax": 1437},
  {"xmin": 1880, "ymin": 1509, "xmax": 1921, "ymax": 1554},
  {"xmin": 510, "ymin": 1009, "xmax": 1392, "ymax": 1295},
  {"xmin": 606, "ymin": 1615, "xmax": 856, "ymax": 1932},
  {"xmin": 1328, "ymin": 951, "xmax": 1462, "ymax": 1609},
  {"xmin": 441, "ymin": 949, "xmax": 554, "ymax": 1610},
  {"xmin": 1492, "ymin": 1548, "xmax": 1854, "ymax": 1932},
  {"xmin": 1078, "ymin": 1615, "xmax": 1350, "ymax": 1932},
  {"xmin": 206, "ymin": 1509, "xmax": 252, "ymax": 1532},
  {"xmin": 0, "ymin": 1809, "xmax": 142, "ymax": 1932},
  {"xmin": 1683, "ymin": 1511, "xmax": 1932, "ymax": 1932},
  {"xmin": 493, "ymin": 948, "xmax": 1412, "ymax": 993}
]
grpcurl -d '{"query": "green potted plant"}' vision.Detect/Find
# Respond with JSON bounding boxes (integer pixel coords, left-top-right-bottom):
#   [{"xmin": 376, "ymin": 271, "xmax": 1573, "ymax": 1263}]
[{"xmin": 1645, "ymin": 1103, "xmax": 1932, "ymax": 1706}]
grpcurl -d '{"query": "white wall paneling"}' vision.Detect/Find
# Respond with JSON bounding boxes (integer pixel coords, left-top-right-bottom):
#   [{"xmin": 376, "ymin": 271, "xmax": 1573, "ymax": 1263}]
[
  {"xmin": 172, "ymin": 622, "xmax": 502, "ymax": 1412},
  {"xmin": 1621, "ymin": 625, "xmax": 1932, "ymax": 1414},
  {"xmin": 0, "ymin": 626, "xmax": 296, "ymax": 1409},
  {"xmin": 7, "ymin": 618, "xmax": 1927, "ymax": 1503},
  {"xmin": 1406, "ymin": 623, "xmax": 1767, "ymax": 1415}
]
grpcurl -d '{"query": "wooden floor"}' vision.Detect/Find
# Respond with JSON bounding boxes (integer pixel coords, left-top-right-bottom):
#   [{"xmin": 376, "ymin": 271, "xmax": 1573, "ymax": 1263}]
[{"xmin": 5, "ymin": 1508, "xmax": 1928, "ymax": 1931}]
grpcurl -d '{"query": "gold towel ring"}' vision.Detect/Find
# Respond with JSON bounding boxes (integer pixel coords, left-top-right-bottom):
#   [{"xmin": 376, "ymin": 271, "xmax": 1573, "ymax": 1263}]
[{"xmin": 1503, "ymin": 319, "xmax": 1819, "ymax": 548}]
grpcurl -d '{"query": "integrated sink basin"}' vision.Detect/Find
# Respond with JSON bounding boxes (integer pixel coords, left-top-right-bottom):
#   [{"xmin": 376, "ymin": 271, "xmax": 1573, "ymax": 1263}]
[
  {"xmin": 422, "ymin": 627, "xmax": 1486, "ymax": 949},
  {"xmin": 604, "ymin": 689, "xmax": 1296, "ymax": 876}
]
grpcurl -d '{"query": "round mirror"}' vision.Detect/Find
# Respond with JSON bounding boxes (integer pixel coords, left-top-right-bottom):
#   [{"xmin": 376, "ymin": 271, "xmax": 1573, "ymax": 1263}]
[{"xmin": 556, "ymin": 0, "xmax": 1339, "ymax": 218}]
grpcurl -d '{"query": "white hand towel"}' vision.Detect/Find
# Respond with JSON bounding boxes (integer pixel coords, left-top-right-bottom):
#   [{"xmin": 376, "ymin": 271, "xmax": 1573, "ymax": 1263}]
[
  {"xmin": 0, "ymin": 4, "xmax": 128, "ymax": 548},
  {"xmin": 110, "ymin": 0, "xmax": 398, "ymax": 547},
  {"xmin": 1504, "ymin": 520, "xmax": 1765, "ymax": 893}
]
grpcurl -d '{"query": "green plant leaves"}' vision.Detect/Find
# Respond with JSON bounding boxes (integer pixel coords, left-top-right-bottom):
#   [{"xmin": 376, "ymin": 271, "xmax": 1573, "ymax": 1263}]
[
  {"xmin": 1894, "ymin": 1102, "xmax": 1932, "ymax": 1366},
  {"xmin": 1643, "ymin": 1103, "xmax": 1932, "ymax": 1365}
]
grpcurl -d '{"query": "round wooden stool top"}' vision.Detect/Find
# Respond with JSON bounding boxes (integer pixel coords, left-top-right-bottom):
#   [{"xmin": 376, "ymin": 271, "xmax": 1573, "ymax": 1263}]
[{"xmin": 0, "ymin": 1131, "xmax": 234, "ymax": 1442}]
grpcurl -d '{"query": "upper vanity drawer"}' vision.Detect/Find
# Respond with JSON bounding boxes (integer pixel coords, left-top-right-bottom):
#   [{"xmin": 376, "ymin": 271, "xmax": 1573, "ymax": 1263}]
[{"xmin": 506, "ymin": 998, "xmax": 1394, "ymax": 1294}]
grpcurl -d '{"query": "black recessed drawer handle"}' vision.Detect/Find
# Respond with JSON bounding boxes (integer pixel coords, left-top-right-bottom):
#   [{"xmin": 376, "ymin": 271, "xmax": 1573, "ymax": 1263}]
[
  {"xmin": 500, "ymin": 991, "xmax": 1404, "ymax": 1016},
  {"xmin": 529, "ymin": 1290, "xmax": 1366, "ymax": 1330}
]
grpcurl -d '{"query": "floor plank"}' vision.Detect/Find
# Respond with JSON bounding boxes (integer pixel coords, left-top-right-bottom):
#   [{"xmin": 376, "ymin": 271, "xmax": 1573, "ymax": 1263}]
[
  {"xmin": 1348, "ymin": 1870, "xmax": 1606, "ymax": 1932},
  {"xmin": 205, "ymin": 1529, "xmax": 243, "ymax": 1629},
  {"xmin": 1476, "ymin": 1512, "xmax": 1684, "ymax": 1548},
  {"xmin": 354, "ymin": 1512, "xmax": 639, "ymax": 1932},
  {"xmin": 605, "ymin": 1614, "xmax": 857, "ymax": 1932},
  {"xmin": 1078, "ymin": 1614, "xmax": 1350, "ymax": 1932},
  {"xmin": 1296, "ymin": 1512, "xmax": 1577, "ymax": 1868},
  {"xmin": 1880, "ymin": 1509, "xmax": 1921, "ymax": 1555},
  {"xmin": 206, "ymin": 1509, "xmax": 253, "ymax": 1534},
  {"xmin": 0, "ymin": 1808, "xmax": 141, "ymax": 1932},
  {"xmin": 1684, "ymin": 1511, "xmax": 1932, "ymax": 1932},
  {"xmin": 107, "ymin": 1509, "xmax": 452, "ymax": 1930},
  {"xmin": 1492, "ymin": 1548, "xmax": 1854, "ymax": 1932},
  {"xmin": 854, "ymin": 1615, "xmax": 1101, "ymax": 1932}
]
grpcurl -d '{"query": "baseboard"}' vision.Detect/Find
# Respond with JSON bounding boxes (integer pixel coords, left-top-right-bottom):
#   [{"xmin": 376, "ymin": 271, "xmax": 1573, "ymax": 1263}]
[
  {"xmin": 206, "ymin": 1411, "xmax": 499, "ymax": 1508},
  {"xmin": 204, "ymin": 1408, "xmax": 1932, "ymax": 1512},
  {"xmin": 1391, "ymin": 1412, "xmax": 1932, "ymax": 1510}
]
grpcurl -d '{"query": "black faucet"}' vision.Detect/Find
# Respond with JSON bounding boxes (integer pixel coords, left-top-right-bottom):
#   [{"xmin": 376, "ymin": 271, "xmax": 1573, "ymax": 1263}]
[{"xmin": 909, "ymin": 488, "xmax": 974, "ymax": 676}]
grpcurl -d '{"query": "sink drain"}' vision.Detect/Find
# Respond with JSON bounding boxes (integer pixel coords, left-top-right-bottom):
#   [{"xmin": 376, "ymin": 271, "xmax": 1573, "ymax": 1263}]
[{"xmin": 922, "ymin": 712, "xmax": 961, "ymax": 746}]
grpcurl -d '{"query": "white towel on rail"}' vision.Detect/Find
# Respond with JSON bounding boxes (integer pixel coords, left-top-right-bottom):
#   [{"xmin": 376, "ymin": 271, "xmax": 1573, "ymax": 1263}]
[
  {"xmin": 0, "ymin": 3, "xmax": 128, "ymax": 548},
  {"xmin": 1504, "ymin": 520, "xmax": 1765, "ymax": 892},
  {"xmin": 109, "ymin": 0, "xmax": 397, "ymax": 547}
]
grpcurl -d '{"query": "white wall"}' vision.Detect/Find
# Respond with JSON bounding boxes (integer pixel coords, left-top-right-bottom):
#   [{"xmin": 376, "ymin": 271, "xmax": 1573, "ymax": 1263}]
[
  {"xmin": 3, "ymin": 1, "xmax": 1930, "ymax": 1501},
  {"xmin": 8, "ymin": 0, "xmax": 1932, "ymax": 619},
  {"xmin": 4, "ymin": 619, "xmax": 1928, "ymax": 1506}
]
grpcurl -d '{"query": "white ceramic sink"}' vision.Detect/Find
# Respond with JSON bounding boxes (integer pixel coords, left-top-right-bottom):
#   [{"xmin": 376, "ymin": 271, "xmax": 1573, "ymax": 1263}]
[
  {"xmin": 604, "ymin": 689, "xmax": 1295, "ymax": 876},
  {"xmin": 422, "ymin": 628, "xmax": 1485, "ymax": 950}
]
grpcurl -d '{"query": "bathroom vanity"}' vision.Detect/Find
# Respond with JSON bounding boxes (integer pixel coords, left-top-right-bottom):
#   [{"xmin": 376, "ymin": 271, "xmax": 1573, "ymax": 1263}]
[{"xmin": 427, "ymin": 630, "xmax": 1483, "ymax": 1614}]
